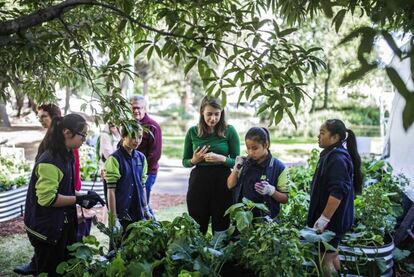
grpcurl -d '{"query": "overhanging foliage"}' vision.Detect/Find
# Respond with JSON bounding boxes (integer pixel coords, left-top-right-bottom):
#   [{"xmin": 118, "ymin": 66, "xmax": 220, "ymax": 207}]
[{"xmin": 0, "ymin": 0, "xmax": 326, "ymax": 127}]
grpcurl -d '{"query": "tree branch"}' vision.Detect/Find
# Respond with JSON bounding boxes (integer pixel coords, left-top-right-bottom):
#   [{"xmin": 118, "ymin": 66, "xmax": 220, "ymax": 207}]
[{"xmin": 0, "ymin": 0, "xmax": 97, "ymax": 36}]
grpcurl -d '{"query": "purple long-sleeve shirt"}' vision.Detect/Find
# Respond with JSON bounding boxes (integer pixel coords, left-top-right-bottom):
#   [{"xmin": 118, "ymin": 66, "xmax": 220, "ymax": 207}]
[{"xmin": 137, "ymin": 114, "xmax": 162, "ymax": 174}]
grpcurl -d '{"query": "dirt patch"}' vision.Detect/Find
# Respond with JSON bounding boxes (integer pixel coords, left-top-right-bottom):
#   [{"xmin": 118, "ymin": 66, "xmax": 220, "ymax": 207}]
[{"xmin": 0, "ymin": 193, "xmax": 185, "ymax": 237}]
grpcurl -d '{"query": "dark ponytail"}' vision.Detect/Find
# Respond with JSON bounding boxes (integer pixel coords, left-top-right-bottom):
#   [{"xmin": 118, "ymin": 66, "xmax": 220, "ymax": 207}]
[
  {"xmin": 37, "ymin": 114, "xmax": 86, "ymax": 161},
  {"xmin": 345, "ymin": 128, "xmax": 362, "ymax": 194},
  {"xmin": 324, "ymin": 119, "xmax": 362, "ymax": 195}
]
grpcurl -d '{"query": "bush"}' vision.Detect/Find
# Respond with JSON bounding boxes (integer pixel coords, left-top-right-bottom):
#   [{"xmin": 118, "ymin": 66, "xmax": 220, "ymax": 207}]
[{"xmin": 0, "ymin": 156, "xmax": 31, "ymax": 192}]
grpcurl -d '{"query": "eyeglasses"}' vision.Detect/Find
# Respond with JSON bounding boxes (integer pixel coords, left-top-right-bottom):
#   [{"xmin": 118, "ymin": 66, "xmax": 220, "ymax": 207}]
[
  {"xmin": 75, "ymin": 132, "xmax": 87, "ymax": 139},
  {"xmin": 132, "ymin": 106, "xmax": 144, "ymax": 111}
]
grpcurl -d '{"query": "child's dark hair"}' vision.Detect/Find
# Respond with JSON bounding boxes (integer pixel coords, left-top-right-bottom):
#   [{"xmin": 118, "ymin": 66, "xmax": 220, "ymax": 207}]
[
  {"xmin": 37, "ymin": 114, "xmax": 87, "ymax": 161},
  {"xmin": 245, "ymin": 127, "xmax": 270, "ymax": 149},
  {"xmin": 324, "ymin": 119, "xmax": 363, "ymax": 194}
]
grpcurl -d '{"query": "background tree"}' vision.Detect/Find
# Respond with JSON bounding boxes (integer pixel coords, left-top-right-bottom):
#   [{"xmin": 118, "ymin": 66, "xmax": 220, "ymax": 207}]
[
  {"xmin": 0, "ymin": 0, "xmax": 325, "ymax": 128},
  {"xmin": 276, "ymin": 0, "xmax": 414, "ymax": 130}
]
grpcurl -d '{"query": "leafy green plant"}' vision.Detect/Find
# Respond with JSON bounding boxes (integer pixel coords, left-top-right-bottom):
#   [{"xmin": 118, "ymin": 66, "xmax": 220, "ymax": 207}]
[
  {"xmin": 56, "ymin": 235, "xmax": 108, "ymax": 276},
  {"xmin": 0, "ymin": 155, "xmax": 31, "ymax": 192},
  {"xmin": 79, "ymin": 145, "xmax": 99, "ymax": 181}
]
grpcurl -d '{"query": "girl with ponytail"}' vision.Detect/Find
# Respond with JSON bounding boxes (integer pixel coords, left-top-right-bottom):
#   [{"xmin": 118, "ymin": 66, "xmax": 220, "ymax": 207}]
[
  {"xmin": 24, "ymin": 114, "xmax": 104, "ymax": 275},
  {"xmin": 307, "ymin": 119, "xmax": 362, "ymax": 276}
]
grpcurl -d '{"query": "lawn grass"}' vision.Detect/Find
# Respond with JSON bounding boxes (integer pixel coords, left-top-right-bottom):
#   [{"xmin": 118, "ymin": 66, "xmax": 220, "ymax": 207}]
[
  {"xmin": 162, "ymin": 134, "xmax": 316, "ymax": 159},
  {"xmin": 0, "ymin": 204, "xmax": 188, "ymax": 276},
  {"xmin": 0, "ymin": 233, "xmax": 33, "ymax": 276}
]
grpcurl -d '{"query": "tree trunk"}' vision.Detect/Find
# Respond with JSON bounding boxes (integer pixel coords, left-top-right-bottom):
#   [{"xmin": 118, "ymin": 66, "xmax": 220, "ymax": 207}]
[
  {"xmin": 310, "ymin": 79, "xmax": 317, "ymax": 113},
  {"xmin": 64, "ymin": 87, "xmax": 72, "ymax": 115},
  {"xmin": 0, "ymin": 103, "xmax": 11, "ymax": 127},
  {"xmin": 322, "ymin": 62, "xmax": 331, "ymax": 110},
  {"xmin": 135, "ymin": 60, "xmax": 149, "ymax": 97}
]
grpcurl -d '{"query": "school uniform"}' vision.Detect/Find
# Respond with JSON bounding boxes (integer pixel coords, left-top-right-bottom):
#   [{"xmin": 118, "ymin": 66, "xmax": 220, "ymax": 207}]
[
  {"xmin": 24, "ymin": 150, "xmax": 77, "ymax": 276},
  {"xmin": 307, "ymin": 144, "xmax": 354, "ymax": 247},
  {"xmin": 183, "ymin": 125, "xmax": 240, "ymax": 234},
  {"xmin": 104, "ymin": 146, "xmax": 148, "ymax": 227},
  {"xmin": 232, "ymin": 153, "xmax": 289, "ymax": 218}
]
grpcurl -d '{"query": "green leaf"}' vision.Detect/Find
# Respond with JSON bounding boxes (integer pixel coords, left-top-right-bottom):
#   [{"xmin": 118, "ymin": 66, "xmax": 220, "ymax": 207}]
[
  {"xmin": 76, "ymin": 246, "xmax": 92, "ymax": 260},
  {"xmin": 358, "ymin": 28, "xmax": 376, "ymax": 56},
  {"xmin": 118, "ymin": 19, "xmax": 128, "ymax": 33},
  {"xmin": 320, "ymin": 0, "xmax": 333, "ymax": 18},
  {"xmin": 299, "ymin": 227, "xmax": 335, "ymax": 243},
  {"xmin": 339, "ymin": 27, "xmax": 374, "ymax": 46},
  {"xmin": 278, "ymin": 28, "xmax": 297, "ymax": 37},
  {"xmin": 184, "ymin": 58, "xmax": 197, "ymax": 76},
  {"xmin": 235, "ymin": 210, "xmax": 253, "ymax": 232},
  {"xmin": 375, "ymin": 258, "xmax": 387, "ymax": 273},
  {"xmin": 402, "ymin": 97, "xmax": 414, "ymax": 131},
  {"xmin": 56, "ymin": 262, "xmax": 68, "ymax": 274},
  {"xmin": 67, "ymin": 242, "xmax": 84, "ymax": 251},
  {"xmin": 340, "ymin": 63, "xmax": 377, "ymax": 85},
  {"xmin": 386, "ymin": 67, "xmax": 412, "ymax": 100},
  {"xmin": 257, "ymin": 103, "xmax": 270, "ymax": 115},
  {"xmin": 147, "ymin": 45, "xmax": 154, "ymax": 61},
  {"xmin": 155, "ymin": 45, "xmax": 162, "ymax": 58},
  {"xmin": 221, "ymin": 91, "xmax": 227, "ymax": 107},
  {"xmin": 82, "ymin": 235, "xmax": 99, "ymax": 246},
  {"xmin": 126, "ymin": 260, "xmax": 153, "ymax": 276},
  {"xmin": 332, "ymin": 9, "xmax": 347, "ymax": 33},
  {"xmin": 236, "ymin": 90, "xmax": 244, "ymax": 105},
  {"xmin": 107, "ymin": 253, "xmax": 126, "ymax": 276},
  {"xmin": 286, "ymin": 108, "xmax": 297, "ymax": 128},
  {"xmin": 253, "ymin": 34, "xmax": 260, "ymax": 48},
  {"xmin": 224, "ymin": 202, "xmax": 245, "ymax": 216},
  {"xmin": 275, "ymin": 109, "xmax": 283, "ymax": 125},
  {"xmin": 108, "ymin": 52, "xmax": 120, "ymax": 66},
  {"xmin": 134, "ymin": 44, "xmax": 150, "ymax": 57},
  {"xmin": 393, "ymin": 248, "xmax": 411, "ymax": 261}
]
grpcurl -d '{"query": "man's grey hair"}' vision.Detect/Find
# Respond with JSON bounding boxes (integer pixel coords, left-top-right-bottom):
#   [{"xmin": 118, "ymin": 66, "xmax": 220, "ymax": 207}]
[{"xmin": 130, "ymin": 95, "xmax": 147, "ymax": 104}]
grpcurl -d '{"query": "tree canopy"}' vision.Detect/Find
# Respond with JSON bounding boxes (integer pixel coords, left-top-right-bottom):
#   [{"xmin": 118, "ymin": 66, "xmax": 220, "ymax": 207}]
[
  {"xmin": 0, "ymin": 0, "xmax": 326, "ymax": 127},
  {"xmin": 277, "ymin": 0, "xmax": 414, "ymax": 130},
  {"xmin": 0, "ymin": 0, "xmax": 413, "ymax": 129}
]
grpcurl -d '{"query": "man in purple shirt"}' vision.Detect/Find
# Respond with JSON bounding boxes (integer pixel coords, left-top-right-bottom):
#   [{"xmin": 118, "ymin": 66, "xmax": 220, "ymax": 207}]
[{"xmin": 130, "ymin": 95, "xmax": 162, "ymax": 207}]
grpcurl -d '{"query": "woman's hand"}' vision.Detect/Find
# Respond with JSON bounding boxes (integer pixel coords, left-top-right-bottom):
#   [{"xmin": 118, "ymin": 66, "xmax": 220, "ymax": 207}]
[
  {"xmin": 191, "ymin": 145, "xmax": 210, "ymax": 165},
  {"xmin": 204, "ymin": 152, "xmax": 226, "ymax": 163}
]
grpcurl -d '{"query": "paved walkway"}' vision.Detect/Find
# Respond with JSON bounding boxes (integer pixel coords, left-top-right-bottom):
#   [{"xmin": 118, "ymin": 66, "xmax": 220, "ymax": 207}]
[{"xmin": 153, "ymin": 157, "xmax": 190, "ymax": 195}]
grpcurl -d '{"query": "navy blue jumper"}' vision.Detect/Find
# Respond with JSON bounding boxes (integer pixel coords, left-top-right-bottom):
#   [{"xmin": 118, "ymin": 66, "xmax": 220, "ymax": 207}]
[
  {"xmin": 105, "ymin": 146, "xmax": 147, "ymax": 222},
  {"xmin": 232, "ymin": 153, "xmax": 286, "ymax": 218},
  {"xmin": 307, "ymin": 144, "xmax": 355, "ymax": 236},
  {"xmin": 24, "ymin": 150, "xmax": 77, "ymax": 244}
]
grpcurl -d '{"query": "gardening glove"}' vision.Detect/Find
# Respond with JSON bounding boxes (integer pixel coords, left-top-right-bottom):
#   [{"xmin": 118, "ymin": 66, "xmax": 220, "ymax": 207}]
[
  {"xmin": 143, "ymin": 205, "xmax": 153, "ymax": 220},
  {"xmin": 254, "ymin": 181, "xmax": 275, "ymax": 196},
  {"xmin": 76, "ymin": 191, "xmax": 105, "ymax": 209},
  {"xmin": 112, "ymin": 218, "xmax": 122, "ymax": 233},
  {"xmin": 314, "ymin": 214, "xmax": 330, "ymax": 232},
  {"xmin": 233, "ymin": 156, "xmax": 247, "ymax": 172}
]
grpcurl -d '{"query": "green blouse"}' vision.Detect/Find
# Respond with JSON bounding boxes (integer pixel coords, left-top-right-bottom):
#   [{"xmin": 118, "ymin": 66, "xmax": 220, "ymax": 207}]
[{"xmin": 182, "ymin": 125, "xmax": 240, "ymax": 168}]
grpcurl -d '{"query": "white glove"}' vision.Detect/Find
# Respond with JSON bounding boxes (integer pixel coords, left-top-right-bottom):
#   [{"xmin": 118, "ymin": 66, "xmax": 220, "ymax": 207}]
[
  {"xmin": 143, "ymin": 205, "xmax": 153, "ymax": 219},
  {"xmin": 254, "ymin": 181, "xmax": 275, "ymax": 196},
  {"xmin": 313, "ymin": 214, "xmax": 330, "ymax": 232},
  {"xmin": 234, "ymin": 156, "xmax": 247, "ymax": 172},
  {"xmin": 113, "ymin": 218, "xmax": 122, "ymax": 233}
]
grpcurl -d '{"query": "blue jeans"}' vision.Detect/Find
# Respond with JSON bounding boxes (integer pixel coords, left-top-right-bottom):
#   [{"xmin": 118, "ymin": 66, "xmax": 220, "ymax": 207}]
[{"xmin": 145, "ymin": 173, "xmax": 157, "ymax": 204}]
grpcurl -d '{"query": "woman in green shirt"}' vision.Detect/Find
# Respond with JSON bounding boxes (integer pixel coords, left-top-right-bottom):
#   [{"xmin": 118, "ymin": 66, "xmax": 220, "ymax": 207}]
[{"xmin": 183, "ymin": 96, "xmax": 240, "ymax": 234}]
